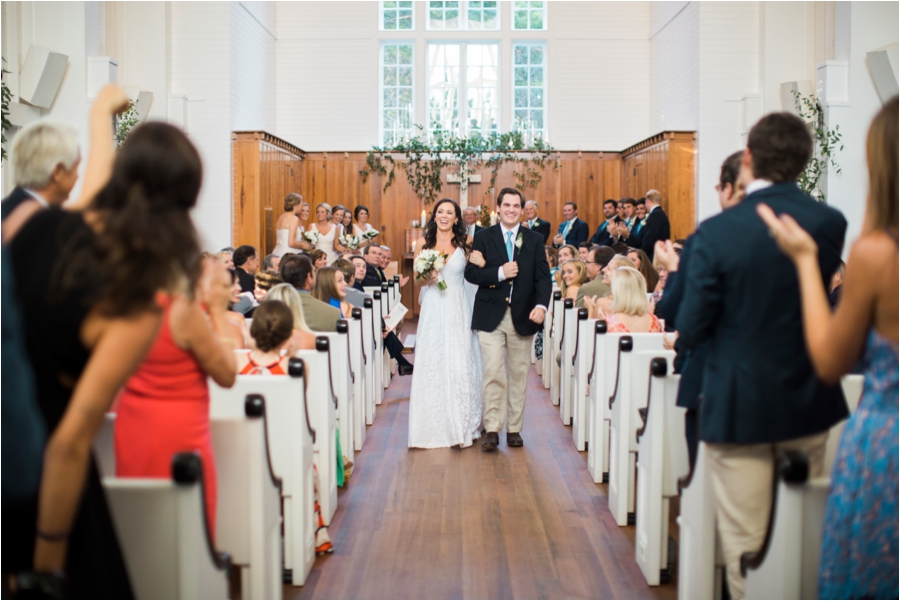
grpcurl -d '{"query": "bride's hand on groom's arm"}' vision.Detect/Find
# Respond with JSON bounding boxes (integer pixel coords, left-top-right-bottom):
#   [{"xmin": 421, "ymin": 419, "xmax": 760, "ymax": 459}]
[{"xmin": 468, "ymin": 250, "xmax": 486, "ymax": 268}]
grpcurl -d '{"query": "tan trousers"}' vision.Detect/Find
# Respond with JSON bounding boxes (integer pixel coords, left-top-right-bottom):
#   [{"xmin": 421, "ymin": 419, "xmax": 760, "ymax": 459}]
[
  {"xmin": 478, "ymin": 308, "xmax": 534, "ymax": 434},
  {"xmin": 706, "ymin": 431, "xmax": 828, "ymax": 600}
]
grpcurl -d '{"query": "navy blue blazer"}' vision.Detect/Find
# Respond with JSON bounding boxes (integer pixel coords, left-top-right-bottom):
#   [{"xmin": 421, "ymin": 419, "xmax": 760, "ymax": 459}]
[
  {"xmin": 639, "ymin": 207, "xmax": 670, "ymax": 260},
  {"xmin": 1, "ymin": 187, "xmax": 37, "ymax": 221},
  {"xmin": 589, "ymin": 220, "xmax": 615, "ymax": 246},
  {"xmin": 676, "ymin": 183, "xmax": 848, "ymax": 444},
  {"xmin": 554, "ymin": 218, "xmax": 589, "ymax": 248}
]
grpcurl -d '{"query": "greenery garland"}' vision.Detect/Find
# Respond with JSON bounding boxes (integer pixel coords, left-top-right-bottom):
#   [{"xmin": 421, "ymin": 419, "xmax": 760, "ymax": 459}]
[
  {"xmin": 1, "ymin": 64, "xmax": 11, "ymax": 163},
  {"xmin": 360, "ymin": 126, "xmax": 558, "ymax": 206},
  {"xmin": 115, "ymin": 101, "xmax": 140, "ymax": 148},
  {"xmin": 792, "ymin": 90, "xmax": 843, "ymax": 203}
]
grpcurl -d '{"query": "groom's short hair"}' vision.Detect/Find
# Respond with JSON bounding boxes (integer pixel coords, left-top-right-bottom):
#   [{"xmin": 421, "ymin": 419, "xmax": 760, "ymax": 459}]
[
  {"xmin": 497, "ymin": 187, "xmax": 523, "ymax": 207},
  {"xmin": 747, "ymin": 112, "xmax": 812, "ymax": 183}
]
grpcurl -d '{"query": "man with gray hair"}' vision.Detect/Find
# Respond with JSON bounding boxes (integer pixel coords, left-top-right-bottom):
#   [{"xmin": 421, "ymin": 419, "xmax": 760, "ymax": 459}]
[
  {"xmin": 2, "ymin": 120, "xmax": 81, "ymax": 221},
  {"xmin": 522, "ymin": 199, "xmax": 550, "ymax": 243},
  {"xmin": 462, "ymin": 206, "xmax": 483, "ymax": 236}
]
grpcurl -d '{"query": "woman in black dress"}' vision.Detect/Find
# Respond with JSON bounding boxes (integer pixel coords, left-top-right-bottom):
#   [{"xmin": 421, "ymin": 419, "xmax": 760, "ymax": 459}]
[{"xmin": 3, "ymin": 87, "xmax": 204, "ymax": 597}]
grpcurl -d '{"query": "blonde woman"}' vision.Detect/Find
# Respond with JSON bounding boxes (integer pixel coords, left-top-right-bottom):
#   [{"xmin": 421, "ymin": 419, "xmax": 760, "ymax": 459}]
[
  {"xmin": 584, "ymin": 255, "xmax": 636, "ymax": 319},
  {"xmin": 307, "ymin": 202, "xmax": 346, "ymax": 264},
  {"xmin": 265, "ymin": 283, "xmax": 317, "ymax": 351},
  {"xmin": 592, "ymin": 266, "xmax": 661, "ymax": 333},
  {"xmin": 294, "ymin": 201, "xmax": 311, "ymax": 244},
  {"xmin": 273, "ymin": 193, "xmax": 311, "ymax": 257},
  {"xmin": 559, "ymin": 258, "xmax": 588, "ymax": 301}
]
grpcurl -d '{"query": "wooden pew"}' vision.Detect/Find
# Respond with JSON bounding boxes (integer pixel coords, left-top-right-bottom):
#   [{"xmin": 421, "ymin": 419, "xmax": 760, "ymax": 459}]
[
  {"xmin": 104, "ymin": 453, "xmax": 231, "ymax": 599},
  {"xmin": 296, "ymin": 340, "xmax": 339, "ymax": 526},
  {"xmin": 349, "ymin": 308, "xmax": 368, "ymax": 451},
  {"xmin": 209, "ymin": 394, "xmax": 283, "ymax": 599},
  {"xmin": 607, "ymin": 335, "xmax": 666, "ymax": 526},
  {"xmin": 549, "ymin": 291, "xmax": 564, "ymax": 407},
  {"xmin": 558, "ymin": 298, "xmax": 577, "ymax": 425},
  {"xmin": 209, "ymin": 359, "xmax": 317, "ymax": 587},
  {"xmin": 572, "ymin": 309, "xmax": 597, "ymax": 451},
  {"xmin": 635, "ymin": 355, "xmax": 687, "ymax": 586},
  {"xmin": 587, "ymin": 322, "xmax": 617, "ymax": 484},
  {"xmin": 742, "ymin": 375, "xmax": 865, "ymax": 600},
  {"xmin": 316, "ymin": 321, "xmax": 356, "ymax": 474}
]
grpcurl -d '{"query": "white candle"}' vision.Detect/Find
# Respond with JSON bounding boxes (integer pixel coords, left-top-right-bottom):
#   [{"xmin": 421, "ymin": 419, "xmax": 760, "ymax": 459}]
[
  {"xmin": 421, "ymin": 210, "xmax": 427, "ymax": 226},
  {"xmin": 490, "ymin": 211, "xmax": 497, "ymax": 225}
]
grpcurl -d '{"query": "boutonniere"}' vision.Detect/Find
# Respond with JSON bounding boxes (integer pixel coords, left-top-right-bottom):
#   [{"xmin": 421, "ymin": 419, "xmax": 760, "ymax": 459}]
[
  {"xmin": 532, "ymin": 219, "xmax": 541, "ymax": 227},
  {"xmin": 515, "ymin": 233, "xmax": 523, "ymax": 249}
]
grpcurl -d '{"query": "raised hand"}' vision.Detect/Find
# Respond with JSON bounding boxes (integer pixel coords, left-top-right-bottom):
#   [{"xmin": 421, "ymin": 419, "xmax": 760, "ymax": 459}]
[
  {"xmin": 198, "ymin": 258, "xmax": 231, "ymax": 314},
  {"xmin": 654, "ymin": 240, "xmax": 680, "ymax": 272},
  {"xmin": 469, "ymin": 249, "xmax": 486, "ymax": 267},
  {"xmin": 756, "ymin": 203, "xmax": 818, "ymax": 263}
]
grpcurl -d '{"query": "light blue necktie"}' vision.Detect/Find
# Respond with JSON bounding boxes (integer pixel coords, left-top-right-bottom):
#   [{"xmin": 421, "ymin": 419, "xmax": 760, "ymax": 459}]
[
  {"xmin": 563, "ymin": 220, "xmax": 572, "ymax": 238},
  {"xmin": 505, "ymin": 231, "xmax": 514, "ymax": 261}
]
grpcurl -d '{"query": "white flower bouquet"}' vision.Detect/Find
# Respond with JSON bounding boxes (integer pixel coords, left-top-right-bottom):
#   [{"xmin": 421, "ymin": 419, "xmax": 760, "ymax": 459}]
[
  {"xmin": 361, "ymin": 229, "xmax": 379, "ymax": 240},
  {"xmin": 414, "ymin": 248, "xmax": 448, "ymax": 291},
  {"xmin": 303, "ymin": 230, "xmax": 320, "ymax": 245},
  {"xmin": 339, "ymin": 233, "xmax": 361, "ymax": 250}
]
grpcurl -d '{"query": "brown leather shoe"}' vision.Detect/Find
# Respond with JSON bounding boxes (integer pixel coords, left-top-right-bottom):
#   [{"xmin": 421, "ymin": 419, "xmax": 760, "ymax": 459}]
[
  {"xmin": 507, "ymin": 432, "xmax": 524, "ymax": 447},
  {"xmin": 482, "ymin": 431, "xmax": 499, "ymax": 451}
]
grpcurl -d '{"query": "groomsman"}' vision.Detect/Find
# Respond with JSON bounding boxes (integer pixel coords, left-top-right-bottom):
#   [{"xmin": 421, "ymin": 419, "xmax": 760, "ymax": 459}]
[
  {"xmin": 552, "ymin": 202, "xmax": 589, "ymax": 248},
  {"xmin": 639, "ymin": 190, "xmax": 671, "ymax": 261},
  {"xmin": 463, "ymin": 207, "xmax": 484, "ymax": 237},
  {"xmin": 522, "ymin": 200, "xmax": 551, "ymax": 243},
  {"xmin": 588, "ymin": 199, "xmax": 619, "ymax": 246}
]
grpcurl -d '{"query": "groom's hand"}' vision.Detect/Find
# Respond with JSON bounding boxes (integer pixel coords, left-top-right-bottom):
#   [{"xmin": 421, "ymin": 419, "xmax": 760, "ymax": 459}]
[
  {"xmin": 529, "ymin": 307, "xmax": 546, "ymax": 324},
  {"xmin": 502, "ymin": 261, "xmax": 519, "ymax": 279}
]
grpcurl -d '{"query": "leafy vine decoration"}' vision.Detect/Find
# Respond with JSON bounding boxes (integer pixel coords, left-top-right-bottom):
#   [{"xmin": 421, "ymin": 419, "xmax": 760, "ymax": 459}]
[
  {"xmin": 1, "ymin": 62, "xmax": 11, "ymax": 163},
  {"xmin": 792, "ymin": 90, "xmax": 843, "ymax": 203},
  {"xmin": 115, "ymin": 101, "xmax": 140, "ymax": 148},
  {"xmin": 360, "ymin": 126, "xmax": 558, "ymax": 206}
]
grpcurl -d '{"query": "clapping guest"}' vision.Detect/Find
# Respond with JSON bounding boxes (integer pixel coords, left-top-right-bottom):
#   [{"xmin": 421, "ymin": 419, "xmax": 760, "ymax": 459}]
[
  {"xmin": 115, "ymin": 257, "xmax": 237, "ymax": 537},
  {"xmin": 592, "ymin": 267, "xmax": 662, "ymax": 333},
  {"xmin": 559, "ymin": 259, "xmax": 588, "ymax": 301},
  {"xmin": 552, "ymin": 202, "xmax": 589, "ymax": 248},
  {"xmin": 758, "ymin": 97, "xmax": 897, "ymax": 600},
  {"xmin": 589, "ymin": 199, "xmax": 619, "ymax": 246}
]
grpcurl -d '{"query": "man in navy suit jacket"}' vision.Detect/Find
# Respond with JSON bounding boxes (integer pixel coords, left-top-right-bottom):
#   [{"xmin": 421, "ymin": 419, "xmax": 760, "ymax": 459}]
[
  {"xmin": 551, "ymin": 201, "xmax": 589, "ymax": 248},
  {"xmin": 588, "ymin": 199, "xmax": 619, "ymax": 246},
  {"xmin": 522, "ymin": 200, "xmax": 551, "ymax": 243},
  {"xmin": 676, "ymin": 113, "xmax": 847, "ymax": 599}
]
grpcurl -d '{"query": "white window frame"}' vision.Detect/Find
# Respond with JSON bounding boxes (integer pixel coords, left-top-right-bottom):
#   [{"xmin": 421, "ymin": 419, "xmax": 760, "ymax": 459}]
[
  {"xmin": 511, "ymin": 41, "xmax": 548, "ymax": 141},
  {"xmin": 379, "ymin": 41, "xmax": 416, "ymax": 147},
  {"xmin": 379, "ymin": 0, "xmax": 415, "ymax": 31},
  {"xmin": 425, "ymin": 1, "xmax": 500, "ymax": 32},
  {"xmin": 511, "ymin": 0, "xmax": 548, "ymax": 31},
  {"xmin": 426, "ymin": 41, "xmax": 501, "ymax": 139}
]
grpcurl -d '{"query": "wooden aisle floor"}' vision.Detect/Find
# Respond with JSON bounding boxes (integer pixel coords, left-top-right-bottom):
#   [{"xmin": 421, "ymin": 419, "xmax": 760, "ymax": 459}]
[{"xmin": 287, "ymin": 326, "xmax": 678, "ymax": 600}]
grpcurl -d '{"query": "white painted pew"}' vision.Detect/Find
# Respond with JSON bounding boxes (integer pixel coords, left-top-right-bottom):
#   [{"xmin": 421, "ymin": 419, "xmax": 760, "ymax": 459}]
[
  {"xmin": 607, "ymin": 335, "xmax": 666, "ymax": 526},
  {"xmin": 209, "ymin": 394, "xmax": 283, "ymax": 599},
  {"xmin": 743, "ymin": 375, "xmax": 865, "ymax": 600},
  {"xmin": 379, "ymin": 283, "xmax": 394, "ymax": 389},
  {"xmin": 571, "ymin": 309, "xmax": 596, "ymax": 450},
  {"xmin": 210, "ymin": 360, "xmax": 316, "ymax": 587},
  {"xmin": 317, "ymin": 320, "xmax": 356, "ymax": 472},
  {"xmin": 558, "ymin": 298, "xmax": 577, "ymax": 425},
  {"xmin": 369, "ymin": 291, "xmax": 385, "ymax": 406},
  {"xmin": 104, "ymin": 453, "xmax": 231, "ymax": 600},
  {"xmin": 361, "ymin": 297, "xmax": 378, "ymax": 424},
  {"xmin": 349, "ymin": 307, "xmax": 368, "ymax": 451},
  {"xmin": 635, "ymin": 355, "xmax": 687, "ymax": 586},
  {"xmin": 94, "ymin": 412, "xmax": 117, "ymax": 478},
  {"xmin": 541, "ymin": 287, "xmax": 558, "ymax": 389},
  {"xmin": 587, "ymin": 322, "xmax": 620, "ymax": 484},
  {"xmin": 296, "ymin": 340, "xmax": 338, "ymax": 526},
  {"xmin": 549, "ymin": 291, "xmax": 564, "ymax": 407}
]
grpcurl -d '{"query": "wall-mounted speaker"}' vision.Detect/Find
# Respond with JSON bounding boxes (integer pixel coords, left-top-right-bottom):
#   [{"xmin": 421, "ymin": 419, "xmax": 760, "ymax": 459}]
[
  {"xmin": 19, "ymin": 45, "xmax": 68, "ymax": 109},
  {"xmin": 867, "ymin": 44, "xmax": 899, "ymax": 104},
  {"xmin": 779, "ymin": 80, "xmax": 813, "ymax": 116},
  {"xmin": 123, "ymin": 85, "xmax": 154, "ymax": 122}
]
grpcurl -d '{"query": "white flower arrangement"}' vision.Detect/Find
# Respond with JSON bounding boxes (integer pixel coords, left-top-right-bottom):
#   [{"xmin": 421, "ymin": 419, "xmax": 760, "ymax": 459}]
[
  {"xmin": 361, "ymin": 229, "xmax": 380, "ymax": 240},
  {"xmin": 303, "ymin": 230, "xmax": 320, "ymax": 245},
  {"xmin": 339, "ymin": 233, "xmax": 361, "ymax": 250},
  {"xmin": 414, "ymin": 248, "xmax": 448, "ymax": 291}
]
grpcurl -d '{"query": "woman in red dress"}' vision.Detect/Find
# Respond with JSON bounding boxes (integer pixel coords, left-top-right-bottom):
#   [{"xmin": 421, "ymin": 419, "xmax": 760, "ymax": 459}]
[{"xmin": 115, "ymin": 258, "xmax": 237, "ymax": 535}]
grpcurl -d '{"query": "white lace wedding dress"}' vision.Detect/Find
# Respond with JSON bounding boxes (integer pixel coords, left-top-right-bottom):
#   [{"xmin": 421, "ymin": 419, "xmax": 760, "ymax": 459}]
[{"xmin": 408, "ymin": 247, "xmax": 483, "ymax": 448}]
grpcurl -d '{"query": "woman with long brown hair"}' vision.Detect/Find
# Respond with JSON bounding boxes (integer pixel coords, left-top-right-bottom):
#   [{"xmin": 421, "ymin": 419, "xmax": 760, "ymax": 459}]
[{"xmin": 759, "ymin": 96, "xmax": 898, "ymax": 599}]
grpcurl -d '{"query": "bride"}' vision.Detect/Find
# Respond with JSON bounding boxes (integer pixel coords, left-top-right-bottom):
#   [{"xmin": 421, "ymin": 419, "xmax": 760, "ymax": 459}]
[{"xmin": 408, "ymin": 199, "xmax": 483, "ymax": 449}]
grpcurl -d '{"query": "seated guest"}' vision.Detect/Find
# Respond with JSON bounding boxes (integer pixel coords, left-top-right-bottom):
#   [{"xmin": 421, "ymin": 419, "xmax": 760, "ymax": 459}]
[
  {"xmin": 589, "ymin": 199, "xmax": 619, "ymax": 246},
  {"xmin": 379, "ymin": 245, "xmax": 409, "ymax": 285},
  {"xmin": 523, "ymin": 200, "xmax": 551, "ymax": 242},
  {"xmin": 650, "ymin": 255, "xmax": 668, "ymax": 305},
  {"xmin": 333, "ymin": 258, "xmax": 368, "ymax": 307},
  {"xmin": 236, "ymin": 300, "xmax": 295, "ymax": 374},
  {"xmin": 350, "ymin": 255, "xmax": 368, "ymax": 291},
  {"xmin": 584, "ymin": 255, "xmax": 636, "ymax": 318},
  {"xmin": 545, "ymin": 245, "xmax": 559, "ymax": 279},
  {"xmin": 672, "ymin": 237, "xmax": 686, "ymax": 253},
  {"xmin": 262, "ymin": 253, "xmax": 280, "ymax": 272},
  {"xmin": 254, "ymin": 269, "xmax": 282, "ymax": 302},
  {"xmin": 578, "ymin": 242, "xmax": 591, "ymax": 262},
  {"xmin": 226, "ymin": 270, "xmax": 252, "ymax": 346},
  {"xmin": 216, "ymin": 249, "xmax": 234, "ymax": 269},
  {"xmin": 559, "ymin": 259, "xmax": 588, "ymax": 301},
  {"xmin": 280, "ymin": 253, "xmax": 340, "ymax": 331},
  {"xmin": 576, "ymin": 246, "xmax": 615, "ymax": 308},
  {"xmin": 308, "ymin": 248, "xmax": 328, "ymax": 269},
  {"xmin": 361, "ymin": 244, "xmax": 386, "ymax": 287},
  {"xmin": 677, "ymin": 112, "xmax": 847, "ymax": 600},
  {"xmin": 758, "ymin": 97, "xmax": 897, "ymax": 599},
  {"xmin": 552, "ymin": 201, "xmax": 589, "ymax": 248},
  {"xmin": 463, "ymin": 206, "xmax": 483, "ymax": 236},
  {"xmin": 264, "ymin": 284, "xmax": 317, "ymax": 351},
  {"xmin": 313, "ymin": 266, "xmax": 353, "ymax": 319},
  {"xmin": 828, "ymin": 260, "xmax": 845, "ymax": 308},
  {"xmin": 233, "ymin": 245, "xmax": 259, "ymax": 292},
  {"xmin": 627, "ymin": 248, "xmax": 659, "ymax": 292},
  {"xmin": 555, "ymin": 245, "xmax": 578, "ymax": 287},
  {"xmin": 592, "ymin": 267, "xmax": 662, "ymax": 333},
  {"xmin": 116, "ymin": 258, "xmax": 237, "ymax": 537}
]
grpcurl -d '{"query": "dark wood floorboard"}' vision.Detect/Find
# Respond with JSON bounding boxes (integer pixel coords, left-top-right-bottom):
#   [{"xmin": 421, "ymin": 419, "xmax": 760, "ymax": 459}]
[{"xmin": 287, "ymin": 321, "xmax": 678, "ymax": 600}]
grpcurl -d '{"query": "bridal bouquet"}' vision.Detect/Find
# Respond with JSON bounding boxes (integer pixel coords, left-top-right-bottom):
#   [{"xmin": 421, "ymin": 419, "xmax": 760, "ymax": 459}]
[
  {"xmin": 361, "ymin": 229, "xmax": 379, "ymax": 241},
  {"xmin": 414, "ymin": 249, "xmax": 448, "ymax": 291},
  {"xmin": 303, "ymin": 230, "xmax": 320, "ymax": 245},
  {"xmin": 339, "ymin": 233, "xmax": 361, "ymax": 250}
]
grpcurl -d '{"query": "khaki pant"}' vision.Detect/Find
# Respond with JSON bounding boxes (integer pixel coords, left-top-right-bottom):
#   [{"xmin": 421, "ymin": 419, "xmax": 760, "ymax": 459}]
[
  {"xmin": 706, "ymin": 431, "xmax": 828, "ymax": 600},
  {"xmin": 477, "ymin": 308, "xmax": 534, "ymax": 434}
]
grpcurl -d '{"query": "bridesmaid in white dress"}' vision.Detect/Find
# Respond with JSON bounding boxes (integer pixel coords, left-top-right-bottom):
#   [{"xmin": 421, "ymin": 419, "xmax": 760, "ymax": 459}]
[
  {"xmin": 408, "ymin": 199, "xmax": 483, "ymax": 449},
  {"xmin": 293, "ymin": 200, "xmax": 311, "ymax": 247},
  {"xmin": 272, "ymin": 193, "xmax": 312, "ymax": 257},
  {"xmin": 353, "ymin": 205, "xmax": 379, "ymax": 249},
  {"xmin": 307, "ymin": 203, "xmax": 346, "ymax": 265}
]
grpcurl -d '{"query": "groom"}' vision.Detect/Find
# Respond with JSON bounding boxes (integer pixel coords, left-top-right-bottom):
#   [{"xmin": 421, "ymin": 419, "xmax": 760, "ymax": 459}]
[{"xmin": 465, "ymin": 187, "xmax": 552, "ymax": 451}]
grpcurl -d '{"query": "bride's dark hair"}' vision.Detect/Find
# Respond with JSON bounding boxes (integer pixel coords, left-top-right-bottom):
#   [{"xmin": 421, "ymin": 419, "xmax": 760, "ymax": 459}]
[{"xmin": 423, "ymin": 198, "xmax": 469, "ymax": 251}]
